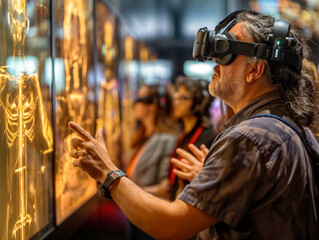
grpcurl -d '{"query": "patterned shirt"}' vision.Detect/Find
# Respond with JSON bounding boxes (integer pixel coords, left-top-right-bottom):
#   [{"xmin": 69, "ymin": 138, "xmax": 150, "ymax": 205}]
[{"xmin": 179, "ymin": 91, "xmax": 319, "ymax": 239}]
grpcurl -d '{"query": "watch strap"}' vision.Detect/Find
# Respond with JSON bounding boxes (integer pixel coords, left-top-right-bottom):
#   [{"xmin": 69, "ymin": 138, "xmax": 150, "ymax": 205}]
[{"xmin": 99, "ymin": 169, "xmax": 127, "ymax": 199}]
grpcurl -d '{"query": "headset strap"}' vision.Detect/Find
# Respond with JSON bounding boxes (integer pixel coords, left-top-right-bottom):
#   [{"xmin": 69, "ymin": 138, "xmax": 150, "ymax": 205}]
[
  {"xmin": 216, "ymin": 10, "xmax": 260, "ymax": 31},
  {"xmin": 251, "ymin": 114, "xmax": 318, "ymax": 222},
  {"xmin": 214, "ymin": 39, "xmax": 270, "ymax": 58},
  {"xmin": 214, "ymin": 39, "xmax": 302, "ymax": 72}
]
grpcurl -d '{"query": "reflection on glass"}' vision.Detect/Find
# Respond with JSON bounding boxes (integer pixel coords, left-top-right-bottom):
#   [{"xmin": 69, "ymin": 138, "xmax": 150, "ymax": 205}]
[
  {"xmin": 0, "ymin": 0, "xmax": 53, "ymax": 239},
  {"xmin": 63, "ymin": 0, "xmax": 87, "ymax": 123},
  {"xmin": 121, "ymin": 36, "xmax": 138, "ymax": 166},
  {"xmin": 96, "ymin": 2, "xmax": 121, "ymax": 166},
  {"xmin": 140, "ymin": 44, "xmax": 150, "ymax": 84},
  {"xmin": 55, "ymin": 0, "xmax": 96, "ymax": 224},
  {"xmin": 140, "ymin": 44, "xmax": 149, "ymax": 63},
  {"xmin": 124, "ymin": 37, "xmax": 134, "ymax": 63},
  {"xmin": 97, "ymin": 79, "xmax": 121, "ymax": 165}
]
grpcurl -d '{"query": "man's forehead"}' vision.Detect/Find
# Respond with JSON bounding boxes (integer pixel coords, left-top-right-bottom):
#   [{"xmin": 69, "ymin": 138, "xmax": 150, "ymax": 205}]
[{"xmin": 229, "ymin": 22, "xmax": 254, "ymax": 43}]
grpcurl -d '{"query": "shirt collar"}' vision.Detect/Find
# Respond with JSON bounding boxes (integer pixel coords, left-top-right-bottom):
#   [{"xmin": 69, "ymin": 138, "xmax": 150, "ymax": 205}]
[{"xmin": 225, "ymin": 90, "xmax": 282, "ymax": 128}]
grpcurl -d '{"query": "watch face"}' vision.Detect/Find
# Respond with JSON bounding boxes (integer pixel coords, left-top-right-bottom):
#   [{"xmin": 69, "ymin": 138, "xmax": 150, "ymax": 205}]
[{"xmin": 113, "ymin": 172, "xmax": 119, "ymax": 177}]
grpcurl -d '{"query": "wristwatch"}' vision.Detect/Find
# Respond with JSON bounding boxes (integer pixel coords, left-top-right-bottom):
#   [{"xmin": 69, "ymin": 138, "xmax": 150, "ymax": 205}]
[{"xmin": 99, "ymin": 169, "xmax": 127, "ymax": 199}]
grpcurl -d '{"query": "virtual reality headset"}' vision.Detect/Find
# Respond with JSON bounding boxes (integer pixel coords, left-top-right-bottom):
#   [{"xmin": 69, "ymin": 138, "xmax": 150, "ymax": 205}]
[
  {"xmin": 193, "ymin": 10, "xmax": 302, "ymax": 73},
  {"xmin": 134, "ymin": 90, "xmax": 167, "ymax": 108},
  {"xmin": 134, "ymin": 96, "xmax": 155, "ymax": 104}
]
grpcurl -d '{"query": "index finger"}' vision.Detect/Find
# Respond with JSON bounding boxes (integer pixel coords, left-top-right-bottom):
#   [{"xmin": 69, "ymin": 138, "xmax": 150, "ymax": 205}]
[{"xmin": 69, "ymin": 121, "xmax": 94, "ymax": 141}]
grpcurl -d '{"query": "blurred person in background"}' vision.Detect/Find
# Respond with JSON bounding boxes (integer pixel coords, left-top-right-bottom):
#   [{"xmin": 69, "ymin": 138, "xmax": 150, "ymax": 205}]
[
  {"xmin": 126, "ymin": 84, "xmax": 177, "ymax": 192},
  {"xmin": 126, "ymin": 84, "xmax": 177, "ymax": 239},
  {"xmin": 171, "ymin": 99, "xmax": 234, "ymax": 184},
  {"xmin": 168, "ymin": 76, "xmax": 217, "ymax": 200}
]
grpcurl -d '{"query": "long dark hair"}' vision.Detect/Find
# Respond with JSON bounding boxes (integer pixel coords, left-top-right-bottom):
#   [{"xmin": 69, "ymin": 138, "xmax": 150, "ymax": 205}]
[{"xmin": 237, "ymin": 11, "xmax": 319, "ymax": 133}]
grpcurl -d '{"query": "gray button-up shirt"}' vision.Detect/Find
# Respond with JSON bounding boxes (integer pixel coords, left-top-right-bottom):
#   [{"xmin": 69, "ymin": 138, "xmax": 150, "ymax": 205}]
[{"xmin": 179, "ymin": 91, "xmax": 319, "ymax": 239}]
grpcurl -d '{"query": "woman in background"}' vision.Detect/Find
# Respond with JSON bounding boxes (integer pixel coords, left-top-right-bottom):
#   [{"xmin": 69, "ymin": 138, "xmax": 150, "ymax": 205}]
[
  {"xmin": 126, "ymin": 84, "xmax": 177, "ymax": 240},
  {"xmin": 171, "ymin": 98, "xmax": 235, "ymax": 186},
  {"xmin": 126, "ymin": 84, "xmax": 177, "ymax": 193},
  {"xmin": 168, "ymin": 76, "xmax": 217, "ymax": 200}
]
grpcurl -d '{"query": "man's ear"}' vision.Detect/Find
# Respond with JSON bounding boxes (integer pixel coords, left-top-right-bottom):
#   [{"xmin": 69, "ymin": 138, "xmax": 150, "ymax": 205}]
[{"xmin": 246, "ymin": 59, "xmax": 266, "ymax": 83}]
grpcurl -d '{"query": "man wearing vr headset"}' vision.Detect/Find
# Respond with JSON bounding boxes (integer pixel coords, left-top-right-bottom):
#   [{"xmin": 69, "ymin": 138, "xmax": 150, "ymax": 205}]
[{"xmin": 69, "ymin": 10, "xmax": 319, "ymax": 239}]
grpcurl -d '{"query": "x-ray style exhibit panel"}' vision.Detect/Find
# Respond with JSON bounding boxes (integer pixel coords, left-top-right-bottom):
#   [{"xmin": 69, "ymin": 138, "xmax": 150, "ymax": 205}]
[
  {"xmin": 95, "ymin": 1, "xmax": 121, "ymax": 167},
  {"xmin": 0, "ymin": 0, "xmax": 54, "ymax": 239},
  {"xmin": 54, "ymin": 0, "xmax": 97, "ymax": 225}
]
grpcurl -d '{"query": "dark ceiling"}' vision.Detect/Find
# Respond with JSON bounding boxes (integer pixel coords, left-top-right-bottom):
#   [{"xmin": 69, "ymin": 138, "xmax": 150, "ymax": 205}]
[
  {"xmin": 102, "ymin": 0, "xmax": 319, "ymax": 79},
  {"xmin": 104, "ymin": 0, "xmax": 251, "ymax": 78}
]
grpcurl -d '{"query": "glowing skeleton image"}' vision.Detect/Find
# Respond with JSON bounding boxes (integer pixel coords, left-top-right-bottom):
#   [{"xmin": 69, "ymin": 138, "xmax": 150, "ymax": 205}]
[
  {"xmin": 55, "ymin": 0, "xmax": 96, "ymax": 224},
  {"xmin": 97, "ymin": 20, "xmax": 121, "ymax": 166},
  {"xmin": 0, "ymin": 0, "xmax": 53, "ymax": 239}
]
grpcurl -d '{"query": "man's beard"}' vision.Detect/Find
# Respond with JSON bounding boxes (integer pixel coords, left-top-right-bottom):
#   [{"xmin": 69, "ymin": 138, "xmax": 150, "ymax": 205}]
[{"xmin": 209, "ymin": 76, "xmax": 241, "ymax": 103}]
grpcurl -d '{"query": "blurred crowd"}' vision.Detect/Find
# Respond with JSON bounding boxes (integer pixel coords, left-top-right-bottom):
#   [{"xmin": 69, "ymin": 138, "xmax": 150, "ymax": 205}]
[{"xmin": 250, "ymin": 0, "xmax": 319, "ymax": 42}]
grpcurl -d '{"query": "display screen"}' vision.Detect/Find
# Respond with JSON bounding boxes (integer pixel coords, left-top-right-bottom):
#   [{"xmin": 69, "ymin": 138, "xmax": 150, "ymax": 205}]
[
  {"xmin": 119, "ymin": 34, "xmax": 140, "ymax": 168},
  {"xmin": 0, "ymin": 0, "xmax": 54, "ymax": 239},
  {"xmin": 95, "ymin": 1, "xmax": 121, "ymax": 167},
  {"xmin": 54, "ymin": 0, "xmax": 97, "ymax": 224}
]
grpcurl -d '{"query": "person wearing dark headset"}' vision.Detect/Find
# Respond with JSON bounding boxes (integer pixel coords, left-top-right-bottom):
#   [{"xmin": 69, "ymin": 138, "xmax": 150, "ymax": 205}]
[
  {"xmin": 126, "ymin": 84, "xmax": 178, "ymax": 240},
  {"xmin": 168, "ymin": 76, "xmax": 216, "ymax": 200},
  {"xmin": 69, "ymin": 10, "xmax": 319, "ymax": 239},
  {"xmin": 126, "ymin": 84, "xmax": 177, "ymax": 192}
]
